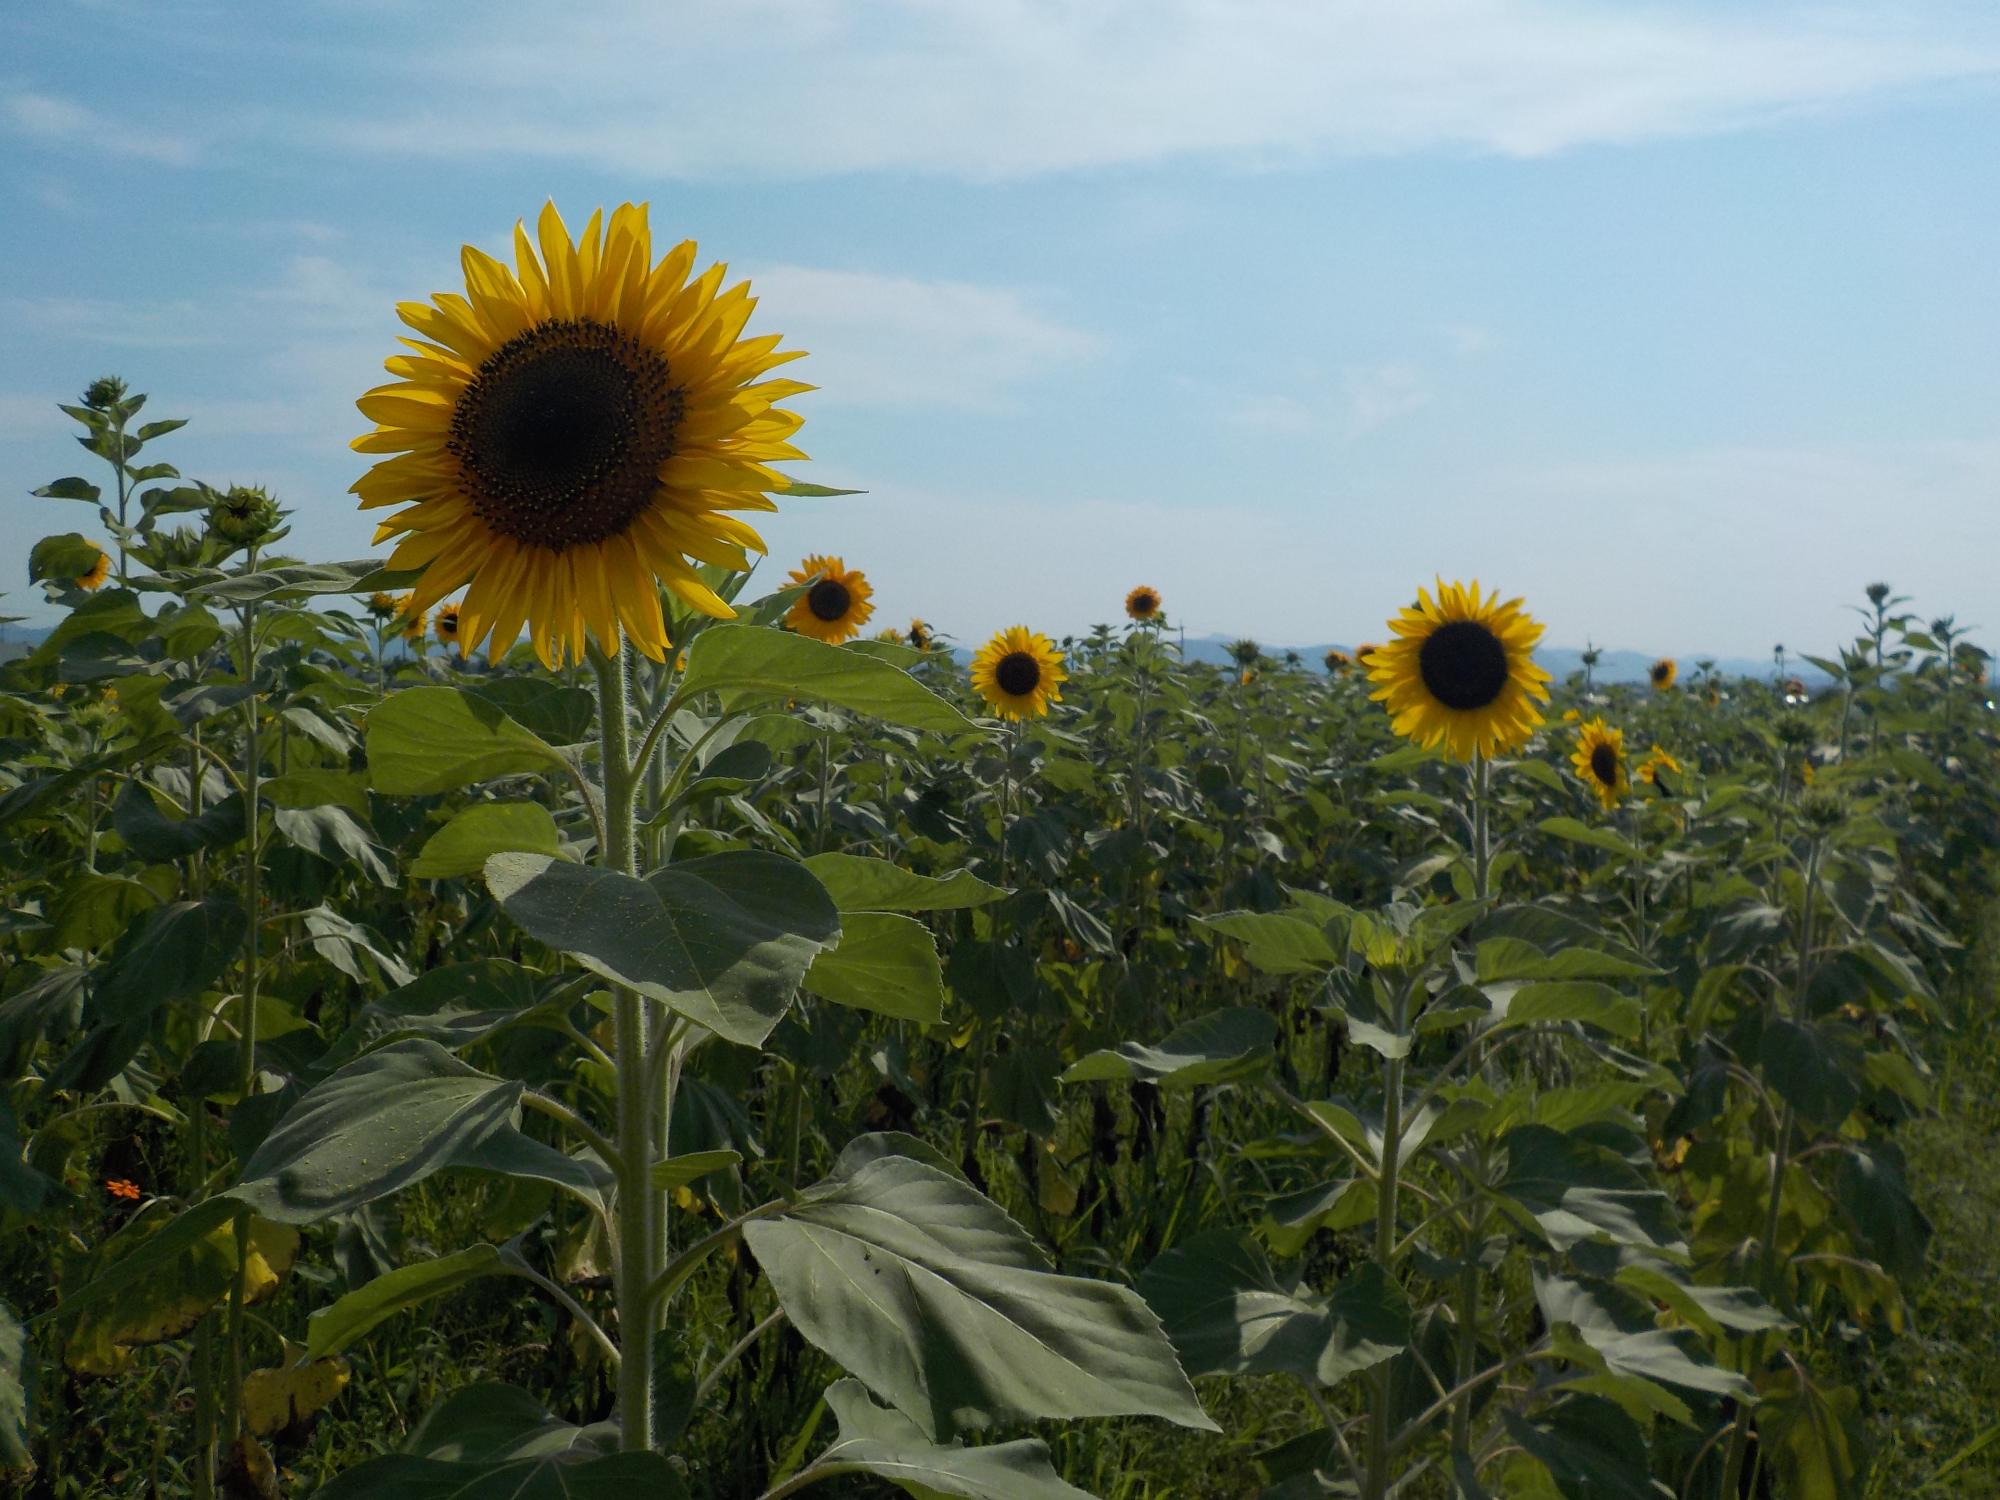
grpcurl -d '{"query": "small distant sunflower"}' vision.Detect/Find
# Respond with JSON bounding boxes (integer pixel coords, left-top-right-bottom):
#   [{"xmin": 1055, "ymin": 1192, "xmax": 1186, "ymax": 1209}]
[
  {"xmin": 1570, "ymin": 718, "xmax": 1629, "ymax": 809},
  {"xmin": 434, "ymin": 602, "xmax": 463, "ymax": 648},
  {"xmin": 1367, "ymin": 580, "xmax": 1551, "ymax": 760},
  {"xmin": 1125, "ymin": 585, "xmax": 1162, "ymax": 622},
  {"xmin": 395, "ymin": 594, "xmax": 428, "ymax": 642},
  {"xmin": 873, "ymin": 626, "xmax": 905, "ymax": 643},
  {"xmin": 1637, "ymin": 747, "xmax": 1682, "ymax": 786},
  {"xmin": 784, "ymin": 554, "xmax": 873, "ymax": 643},
  {"xmin": 1649, "ymin": 657, "xmax": 1678, "ymax": 692},
  {"xmin": 971, "ymin": 626, "xmax": 1066, "ymax": 720},
  {"xmin": 352, "ymin": 201, "xmax": 809, "ymax": 669},
  {"xmin": 1239, "ymin": 668, "xmax": 1257, "ymax": 686},
  {"xmin": 1354, "ymin": 643, "xmax": 1384, "ymax": 666},
  {"xmin": 1323, "ymin": 649, "xmax": 1351, "ymax": 675},
  {"xmin": 907, "ymin": 618, "xmax": 933, "ymax": 650},
  {"xmin": 365, "ymin": 591, "xmax": 400, "ymax": 621},
  {"xmin": 77, "ymin": 545, "xmax": 112, "ymax": 591}
]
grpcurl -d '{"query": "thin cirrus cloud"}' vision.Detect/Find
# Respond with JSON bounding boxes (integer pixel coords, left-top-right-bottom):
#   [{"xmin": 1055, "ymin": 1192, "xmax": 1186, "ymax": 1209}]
[
  {"xmin": 2, "ymin": 89, "xmax": 196, "ymax": 166},
  {"xmin": 303, "ymin": 0, "xmax": 2000, "ymax": 176},
  {"xmin": 743, "ymin": 266, "xmax": 1103, "ymax": 410}
]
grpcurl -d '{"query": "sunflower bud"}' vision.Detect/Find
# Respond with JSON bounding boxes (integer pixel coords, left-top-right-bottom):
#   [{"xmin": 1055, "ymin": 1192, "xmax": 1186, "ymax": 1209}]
[
  {"xmin": 1798, "ymin": 787, "xmax": 1846, "ymax": 832},
  {"xmin": 82, "ymin": 375, "xmax": 128, "ymax": 411},
  {"xmin": 143, "ymin": 525, "xmax": 211, "ymax": 571},
  {"xmin": 207, "ymin": 484, "xmax": 285, "ymax": 548}
]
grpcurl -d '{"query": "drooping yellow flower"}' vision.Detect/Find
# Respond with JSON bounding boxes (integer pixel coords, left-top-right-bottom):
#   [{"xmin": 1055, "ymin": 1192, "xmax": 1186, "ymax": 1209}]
[
  {"xmin": 365, "ymin": 591, "xmax": 400, "ymax": 621},
  {"xmin": 907, "ymin": 618, "xmax": 934, "ymax": 650},
  {"xmin": 1323, "ymin": 649, "xmax": 1351, "ymax": 675},
  {"xmin": 1649, "ymin": 657, "xmax": 1678, "ymax": 692},
  {"xmin": 783, "ymin": 554, "xmax": 873, "ymax": 644},
  {"xmin": 351, "ymin": 201, "xmax": 809, "ymax": 669},
  {"xmin": 1125, "ymin": 585, "xmax": 1162, "ymax": 622},
  {"xmin": 1637, "ymin": 747, "xmax": 1682, "ymax": 786},
  {"xmin": 1366, "ymin": 580, "xmax": 1550, "ymax": 760},
  {"xmin": 434, "ymin": 602, "xmax": 462, "ymax": 648},
  {"xmin": 77, "ymin": 545, "xmax": 112, "ymax": 591},
  {"xmin": 971, "ymin": 626, "xmax": 1066, "ymax": 720},
  {"xmin": 1570, "ymin": 718, "xmax": 1630, "ymax": 809}
]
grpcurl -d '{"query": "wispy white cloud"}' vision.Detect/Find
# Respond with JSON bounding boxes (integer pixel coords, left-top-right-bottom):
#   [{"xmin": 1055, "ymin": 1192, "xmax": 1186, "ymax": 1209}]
[
  {"xmin": 4, "ymin": 296, "xmax": 221, "ymax": 348},
  {"xmin": 747, "ymin": 266, "xmax": 1102, "ymax": 409},
  {"xmin": 298, "ymin": 0, "xmax": 2000, "ymax": 178},
  {"xmin": 3, "ymin": 89, "xmax": 196, "ymax": 165},
  {"xmin": 1342, "ymin": 362, "xmax": 1431, "ymax": 436}
]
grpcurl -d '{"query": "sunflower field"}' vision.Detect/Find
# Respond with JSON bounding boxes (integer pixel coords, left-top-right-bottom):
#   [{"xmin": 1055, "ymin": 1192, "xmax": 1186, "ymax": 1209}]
[{"xmin": 3, "ymin": 205, "xmax": 1998, "ymax": 1500}]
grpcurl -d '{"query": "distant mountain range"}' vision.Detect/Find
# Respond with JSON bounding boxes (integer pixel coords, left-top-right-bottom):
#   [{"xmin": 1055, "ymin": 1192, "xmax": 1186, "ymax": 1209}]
[{"xmin": 1166, "ymin": 635, "xmax": 1822, "ymax": 684}]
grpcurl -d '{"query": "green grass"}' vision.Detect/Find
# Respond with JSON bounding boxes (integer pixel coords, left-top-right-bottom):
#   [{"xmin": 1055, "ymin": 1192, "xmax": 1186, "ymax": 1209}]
[{"xmin": 1864, "ymin": 903, "xmax": 2000, "ymax": 1498}]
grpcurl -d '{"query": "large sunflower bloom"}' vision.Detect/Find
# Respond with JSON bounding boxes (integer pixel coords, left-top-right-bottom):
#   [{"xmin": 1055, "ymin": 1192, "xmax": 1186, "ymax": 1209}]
[
  {"xmin": 971, "ymin": 626, "xmax": 1066, "ymax": 720},
  {"xmin": 784, "ymin": 554, "xmax": 873, "ymax": 644},
  {"xmin": 1125, "ymin": 585, "xmax": 1162, "ymax": 622},
  {"xmin": 1649, "ymin": 657, "xmax": 1678, "ymax": 692},
  {"xmin": 352, "ymin": 202, "xmax": 809, "ymax": 669},
  {"xmin": 1571, "ymin": 717, "xmax": 1629, "ymax": 809},
  {"xmin": 77, "ymin": 545, "xmax": 112, "ymax": 591},
  {"xmin": 1367, "ymin": 579, "xmax": 1550, "ymax": 760}
]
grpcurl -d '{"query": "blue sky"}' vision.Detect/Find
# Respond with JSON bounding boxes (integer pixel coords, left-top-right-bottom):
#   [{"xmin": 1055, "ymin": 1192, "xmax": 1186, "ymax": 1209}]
[{"xmin": 4, "ymin": 1, "xmax": 1998, "ymax": 658}]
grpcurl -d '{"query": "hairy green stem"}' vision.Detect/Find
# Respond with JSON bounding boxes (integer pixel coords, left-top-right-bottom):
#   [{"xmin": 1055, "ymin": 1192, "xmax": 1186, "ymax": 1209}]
[{"xmin": 590, "ymin": 640, "xmax": 655, "ymax": 1453}]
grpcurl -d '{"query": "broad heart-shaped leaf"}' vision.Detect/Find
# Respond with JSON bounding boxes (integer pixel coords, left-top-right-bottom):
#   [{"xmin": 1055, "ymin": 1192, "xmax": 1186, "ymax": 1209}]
[
  {"xmin": 484, "ymin": 850, "xmax": 840, "ymax": 1048},
  {"xmin": 1490, "ymin": 1126, "xmax": 1684, "ymax": 1254},
  {"xmin": 1533, "ymin": 1268, "xmax": 1749, "ymax": 1403},
  {"xmin": 233, "ymin": 1039, "xmax": 523, "ymax": 1225},
  {"xmin": 186, "ymin": 559, "xmax": 396, "ymax": 604},
  {"xmin": 90, "ymin": 898, "xmax": 245, "ymax": 1024},
  {"xmin": 1062, "ymin": 1006, "xmax": 1278, "ymax": 1087},
  {"xmin": 1199, "ymin": 911, "xmax": 1339, "ymax": 975},
  {"xmin": 366, "ymin": 686, "xmax": 570, "ymax": 796},
  {"xmin": 803, "ymin": 1378, "xmax": 1094, "ymax": 1500},
  {"xmin": 111, "ymin": 781, "xmax": 247, "ymax": 860},
  {"xmin": 680, "ymin": 623, "xmax": 976, "ymax": 733},
  {"xmin": 1315, "ymin": 1262, "xmax": 1416, "ymax": 1386},
  {"xmin": 317, "ymin": 959, "xmax": 550, "ymax": 1069},
  {"xmin": 1137, "ymin": 1230, "xmax": 1331, "ymax": 1378},
  {"xmin": 803, "ymin": 852, "xmax": 1006, "ymax": 912},
  {"xmin": 743, "ymin": 1136, "xmax": 1215, "ymax": 1440},
  {"xmin": 306, "ymin": 1244, "xmax": 507, "ymax": 1361},
  {"xmin": 803, "ymin": 911, "xmax": 944, "ymax": 1022},
  {"xmin": 312, "ymin": 1379, "xmax": 688, "ymax": 1498},
  {"xmin": 1759, "ymin": 1017, "xmax": 1861, "ymax": 1126},
  {"xmin": 409, "ymin": 802, "xmax": 563, "ymax": 879},
  {"xmin": 1473, "ymin": 938, "xmax": 1659, "ymax": 983},
  {"xmin": 465, "ymin": 677, "xmax": 596, "ymax": 744},
  {"xmin": 1480, "ymin": 980, "xmax": 1642, "ymax": 1040},
  {"xmin": 1500, "ymin": 1395, "xmax": 1652, "ymax": 1500}
]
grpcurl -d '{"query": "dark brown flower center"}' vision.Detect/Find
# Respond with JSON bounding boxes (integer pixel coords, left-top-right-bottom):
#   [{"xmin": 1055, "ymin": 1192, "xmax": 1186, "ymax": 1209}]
[
  {"xmin": 1417, "ymin": 621, "xmax": 1510, "ymax": 710},
  {"xmin": 807, "ymin": 578, "xmax": 852, "ymax": 622},
  {"xmin": 1590, "ymin": 742, "xmax": 1618, "ymax": 784},
  {"xmin": 1131, "ymin": 591, "xmax": 1157, "ymax": 615},
  {"xmin": 995, "ymin": 650, "xmax": 1041, "ymax": 696},
  {"xmin": 450, "ymin": 318, "xmax": 683, "ymax": 551},
  {"xmin": 1652, "ymin": 662, "xmax": 1671, "ymax": 684}
]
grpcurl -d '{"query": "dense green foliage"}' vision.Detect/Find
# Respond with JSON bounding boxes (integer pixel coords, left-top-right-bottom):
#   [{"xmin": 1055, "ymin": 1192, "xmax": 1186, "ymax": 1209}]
[{"xmin": 3, "ymin": 389, "xmax": 1997, "ymax": 1498}]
